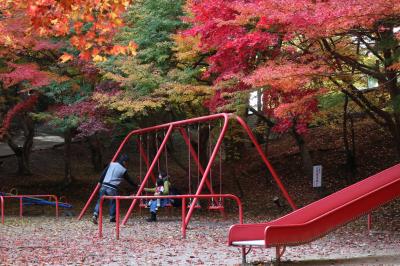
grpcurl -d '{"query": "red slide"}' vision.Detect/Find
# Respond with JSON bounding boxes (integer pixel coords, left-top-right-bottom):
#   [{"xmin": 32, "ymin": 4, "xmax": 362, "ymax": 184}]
[{"xmin": 228, "ymin": 163, "xmax": 400, "ymax": 257}]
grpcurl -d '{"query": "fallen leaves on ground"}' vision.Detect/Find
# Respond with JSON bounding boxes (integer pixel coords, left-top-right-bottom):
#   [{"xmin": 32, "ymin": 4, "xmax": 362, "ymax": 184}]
[{"xmin": 0, "ymin": 212, "xmax": 399, "ymax": 265}]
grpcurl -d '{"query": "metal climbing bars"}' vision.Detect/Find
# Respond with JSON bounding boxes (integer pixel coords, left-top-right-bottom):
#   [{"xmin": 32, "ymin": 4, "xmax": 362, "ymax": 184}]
[
  {"xmin": 0, "ymin": 194, "xmax": 59, "ymax": 224},
  {"xmin": 78, "ymin": 113, "xmax": 297, "ymax": 232},
  {"xmin": 98, "ymin": 194, "xmax": 243, "ymax": 239}
]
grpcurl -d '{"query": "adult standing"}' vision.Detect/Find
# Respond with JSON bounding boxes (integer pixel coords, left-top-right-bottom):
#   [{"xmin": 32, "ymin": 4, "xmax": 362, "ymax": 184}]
[{"xmin": 92, "ymin": 154, "xmax": 137, "ymax": 224}]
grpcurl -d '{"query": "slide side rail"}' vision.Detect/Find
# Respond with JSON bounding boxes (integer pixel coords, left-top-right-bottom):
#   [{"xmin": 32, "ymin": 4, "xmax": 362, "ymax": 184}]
[{"xmin": 229, "ymin": 176, "xmax": 400, "ymax": 247}]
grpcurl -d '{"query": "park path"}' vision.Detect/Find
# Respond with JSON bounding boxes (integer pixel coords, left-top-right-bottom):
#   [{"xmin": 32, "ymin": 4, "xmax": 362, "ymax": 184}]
[{"xmin": 0, "ymin": 132, "xmax": 64, "ymax": 157}]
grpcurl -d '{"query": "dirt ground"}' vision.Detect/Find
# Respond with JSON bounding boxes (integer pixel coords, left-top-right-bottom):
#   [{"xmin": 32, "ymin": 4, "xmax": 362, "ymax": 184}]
[
  {"xmin": 0, "ymin": 212, "xmax": 399, "ymax": 265},
  {"xmin": 1, "ymin": 119, "xmax": 400, "ymax": 265}
]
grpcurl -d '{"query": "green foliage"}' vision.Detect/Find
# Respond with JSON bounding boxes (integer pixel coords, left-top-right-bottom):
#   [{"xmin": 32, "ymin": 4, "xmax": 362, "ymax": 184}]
[
  {"xmin": 318, "ymin": 91, "xmax": 345, "ymax": 110},
  {"xmin": 389, "ymin": 94, "xmax": 400, "ymax": 112},
  {"xmin": 103, "ymin": 57, "xmax": 165, "ymax": 96},
  {"xmin": 224, "ymin": 123, "xmax": 246, "ymax": 162},
  {"xmin": 41, "ymin": 81, "xmax": 91, "ymax": 104},
  {"xmin": 37, "ymin": 80, "xmax": 94, "ymax": 131},
  {"xmin": 121, "ymin": 0, "xmax": 186, "ymax": 72},
  {"xmin": 48, "ymin": 115, "xmax": 80, "ymax": 133},
  {"xmin": 98, "ymin": 0, "xmax": 210, "ymax": 121}
]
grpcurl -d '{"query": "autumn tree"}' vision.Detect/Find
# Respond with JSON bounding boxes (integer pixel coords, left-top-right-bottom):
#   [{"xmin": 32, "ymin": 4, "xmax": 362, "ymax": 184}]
[
  {"xmin": 96, "ymin": 0, "xmax": 212, "ymax": 123},
  {"xmin": 182, "ymin": 0, "xmax": 320, "ymax": 177},
  {"xmin": 183, "ymin": 0, "xmax": 400, "ymax": 178},
  {"xmin": 0, "ymin": 0, "xmax": 134, "ymax": 176},
  {"xmin": 91, "ymin": 0, "xmax": 219, "ymax": 175},
  {"xmin": 236, "ymin": 0, "xmax": 400, "ymax": 155}
]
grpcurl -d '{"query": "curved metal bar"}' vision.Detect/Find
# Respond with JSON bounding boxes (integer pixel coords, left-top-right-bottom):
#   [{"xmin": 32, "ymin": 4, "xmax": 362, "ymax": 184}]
[
  {"xmin": 1, "ymin": 196, "xmax": 4, "ymax": 224},
  {"xmin": 99, "ymin": 196, "xmax": 105, "ymax": 238}
]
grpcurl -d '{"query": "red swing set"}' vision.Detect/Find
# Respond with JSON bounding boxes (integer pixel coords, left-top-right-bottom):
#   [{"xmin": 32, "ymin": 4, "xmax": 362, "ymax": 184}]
[{"xmin": 78, "ymin": 113, "xmax": 297, "ymax": 231}]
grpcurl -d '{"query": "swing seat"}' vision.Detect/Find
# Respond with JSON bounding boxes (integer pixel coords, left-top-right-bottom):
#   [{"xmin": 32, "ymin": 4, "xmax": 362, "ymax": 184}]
[
  {"xmin": 187, "ymin": 203, "xmax": 202, "ymax": 209},
  {"xmin": 208, "ymin": 199, "xmax": 224, "ymax": 210},
  {"xmin": 139, "ymin": 199, "xmax": 149, "ymax": 208},
  {"xmin": 208, "ymin": 204, "xmax": 224, "ymax": 210}
]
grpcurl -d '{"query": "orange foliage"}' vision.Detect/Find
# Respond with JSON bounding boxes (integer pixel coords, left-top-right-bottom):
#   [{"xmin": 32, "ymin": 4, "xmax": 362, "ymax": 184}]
[{"xmin": 1, "ymin": 0, "xmax": 135, "ymax": 61}]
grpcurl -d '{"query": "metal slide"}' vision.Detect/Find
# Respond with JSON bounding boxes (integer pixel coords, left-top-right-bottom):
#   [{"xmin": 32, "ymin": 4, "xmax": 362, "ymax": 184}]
[{"xmin": 228, "ymin": 163, "xmax": 400, "ymax": 261}]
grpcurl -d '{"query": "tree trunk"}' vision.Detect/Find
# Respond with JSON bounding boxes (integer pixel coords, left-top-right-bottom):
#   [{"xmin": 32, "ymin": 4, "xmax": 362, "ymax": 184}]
[
  {"xmin": 325, "ymin": 28, "xmax": 400, "ymax": 158},
  {"xmin": 87, "ymin": 134, "xmax": 104, "ymax": 171},
  {"xmin": 232, "ymin": 165, "xmax": 244, "ymax": 198},
  {"xmin": 64, "ymin": 129, "xmax": 73, "ymax": 186},
  {"xmin": 342, "ymin": 96, "xmax": 357, "ymax": 184},
  {"xmin": 291, "ymin": 129, "xmax": 313, "ymax": 178},
  {"xmin": 6, "ymin": 114, "xmax": 34, "ymax": 175},
  {"xmin": 264, "ymin": 126, "xmax": 271, "ymax": 156},
  {"xmin": 198, "ymin": 125, "xmax": 210, "ymax": 170},
  {"xmin": 254, "ymin": 89, "xmax": 265, "ymax": 144}
]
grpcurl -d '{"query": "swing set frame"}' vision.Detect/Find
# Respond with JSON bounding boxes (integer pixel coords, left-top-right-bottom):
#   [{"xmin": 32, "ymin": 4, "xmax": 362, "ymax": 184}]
[{"xmin": 78, "ymin": 113, "xmax": 297, "ymax": 231}]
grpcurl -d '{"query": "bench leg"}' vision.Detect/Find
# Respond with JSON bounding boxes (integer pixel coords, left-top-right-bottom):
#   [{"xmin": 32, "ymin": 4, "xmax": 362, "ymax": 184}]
[
  {"xmin": 275, "ymin": 245, "xmax": 286, "ymax": 262},
  {"xmin": 241, "ymin": 246, "xmax": 252, "ymax": 265},
  {"xmin": 241, "ymin": 247, "xmax": 246, "ymax": 265}
]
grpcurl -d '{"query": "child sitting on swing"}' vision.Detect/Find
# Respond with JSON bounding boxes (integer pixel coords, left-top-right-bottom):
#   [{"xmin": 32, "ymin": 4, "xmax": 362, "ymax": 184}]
[
  {"xmin": 154, "ymin": 178, "xmax": 164, "ymax": 208},
  {"xmin": 144, "ymin": 171, "xmax": 171, "ymax": 222}
]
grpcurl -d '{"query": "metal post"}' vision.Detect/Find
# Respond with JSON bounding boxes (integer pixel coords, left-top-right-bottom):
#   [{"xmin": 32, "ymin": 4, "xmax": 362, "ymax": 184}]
[
  {"xmin": 276, "ymin": 246, "xmax": 280, "ymax": 262},
  {"xmin": 78, "ymin": 183, "xmax": 101, "ymax": 220},
  {"xmin": 99, "ymin": 197, "xmax": 104, "ymax": 238},
  {"xmin": 116, "ymin": 199, "xmax": 120, "ymax": 240},
  {"xmin": 55, "ymin": 196, "xmax": 59, "ymax": 218},
  {"xmin": 368, "ymin": 213, "xmax": 372, "ymax": 231},
  {"xmin": 1, "ymin": 196, "xmax": 4, "ymax": 224},
  {"xmin": 235, "ymin": 115, "xmax": 297, "ymax": 210},
  {"xmin": 97, "ymin": 194, "xmax": 242, "ymax": 239},
  {"xmin": 19, "ymin": 197, "xmax": 23, "ymax": 217},
  {"xmin": 182, "ymin": 198, "xmax": 186, "ymax": 238},
  {"xmin": 241, "ymin": 247, "xmax": 246, "ymax": 265}
]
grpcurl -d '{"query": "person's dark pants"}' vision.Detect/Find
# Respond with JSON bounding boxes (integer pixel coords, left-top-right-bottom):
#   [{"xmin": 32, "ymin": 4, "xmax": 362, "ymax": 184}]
[
  {"xmin": 149, "ymin": 198, "xmax": 170, "ymax": 213},
  {"xmin": 93, "ymin": 186, "xmax": 118, "ymax": 219}
]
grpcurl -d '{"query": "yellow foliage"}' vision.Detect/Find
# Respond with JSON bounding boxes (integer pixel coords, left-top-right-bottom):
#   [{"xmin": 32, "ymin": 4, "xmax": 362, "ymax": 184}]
[
  {"xmin": 93, "ymin": 92, "xmax": 165, "ymax": 118},
  {"xmin": 59, "ymin": 53, "xmax": 73, "ymax": 63},
  {"xmin": 92, "ymin": 54, "xmax": 107, "ymax": 62},
  {"xmin": 155, "ymin": 83, "xmax": 212, "ymax": 105},
  {"xmin": 172, "ymin": 34, "xmax": 201, "ymax": 64}
]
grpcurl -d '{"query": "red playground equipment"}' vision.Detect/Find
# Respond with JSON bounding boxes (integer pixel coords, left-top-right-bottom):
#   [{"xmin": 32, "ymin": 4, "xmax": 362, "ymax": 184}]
[
  {"xmin": 78, "ymin": 113, "xmax": 297, "ymax": 231},
  {"xmin": 0, "ymin": 193, "xmax": 62, "ymax": 224},
  {"xmin": 228, "ymin": 163, "xmax": 400, "ymax": 264}
]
